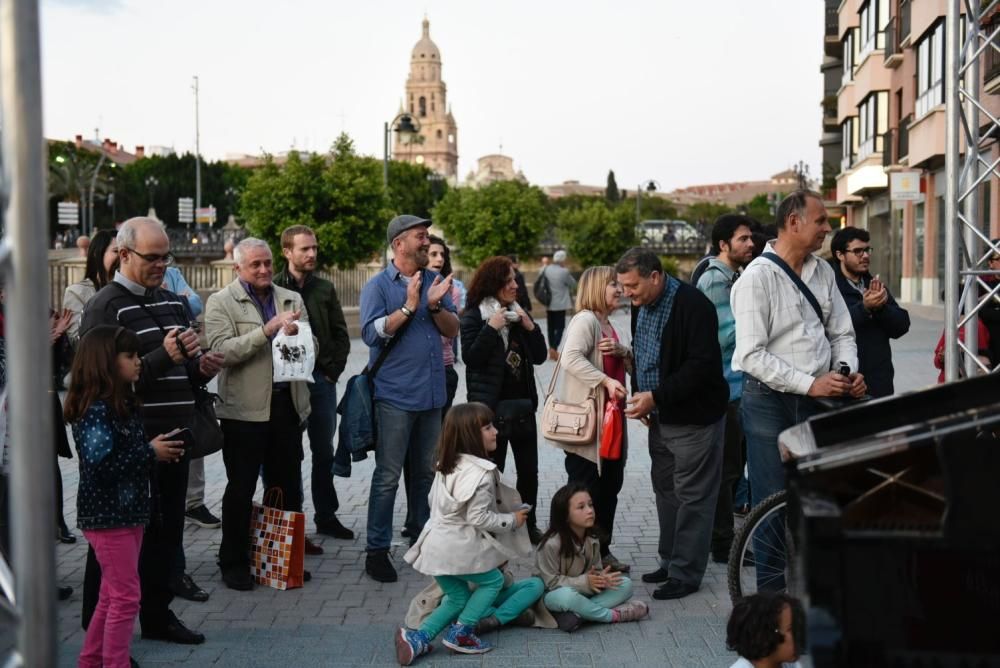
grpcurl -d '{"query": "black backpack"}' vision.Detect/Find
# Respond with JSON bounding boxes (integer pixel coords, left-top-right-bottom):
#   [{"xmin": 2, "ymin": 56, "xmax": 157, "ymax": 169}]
[{"xmin": 533, "ymin": 267, "xmax": 552, "ymax": 307}]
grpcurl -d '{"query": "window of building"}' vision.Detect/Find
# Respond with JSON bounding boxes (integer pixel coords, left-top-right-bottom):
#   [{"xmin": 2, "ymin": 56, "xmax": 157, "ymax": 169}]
[
  {"xmin": 842, "ymin": 117, "xmax": 858, "ymax": 171},
  {"xmin": 419, "ymin": 96, "xmax": 427, "ymax": 117},
  {"xmin": 448, "ymin": 134, "xmax": 455, "ymax": 144},
  {"xmin": 436, "ymin": 129, "xmax": 442, "ymax": 139},
  {"xmin": 858, "ymin": 0, "xmax": 889, "ymax": 60},
  {"xmin": 858, "ymin": 91, "xmax": 888, "ymax": 160},
  {"xmin": 842, "ymin": 28, "xmax": 859, "ymax": 85},
  {"xmin": 916, "ymin": 21, "xmax": 944, "ymax": 118}
]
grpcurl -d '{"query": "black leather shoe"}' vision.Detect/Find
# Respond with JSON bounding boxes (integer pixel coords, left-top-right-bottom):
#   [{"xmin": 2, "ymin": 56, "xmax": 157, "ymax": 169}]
[
  {"xmin": 365, "ymin": 551, "xmax": 397, "ymax": 583},
  {"xmin": 641, "ymin": 567, "xmax": 670, "ymax": 583},
  {"xmin": 141, "ymin": 613, "xmax": 205, "ymax": 645},
  {"xmin": 602, "ymin": 552, "xmax": 631, "ymax": 574},
  {"xmin": 170, "ymin": 573, "xmax": 209, "ymax": 602},
  {"xmin": 222, "ymin": 570, "xmax": 254, "ymax": 591},
  {"xmin": 316, "ymin": 515, "xmax": 354, "ymax": 540},
  {"xmin": 57, "ymin": 585, "xmax": 73, "ymax": 601},
  {"xmin": 553, "ymin": 611, "xmax": 583, "ymax": 633},
  {"xmin": 57, "ymin": 525, "xmax": 77, "ymax": 544},
  {"xmin": 303, "ymin": 569, "xmax": 312, "ymax": 582},
  {"xmin": 130, "ymin": 658, "xmax": 139, "ymax": 668},
  {"xmin": 652, "ymin": 577, "xmax": 699, "ymax": 600}
]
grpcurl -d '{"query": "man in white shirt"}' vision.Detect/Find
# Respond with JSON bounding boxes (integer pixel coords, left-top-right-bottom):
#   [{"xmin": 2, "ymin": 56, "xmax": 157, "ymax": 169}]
[{"xmin": 730, "ymin": 190, "xmax": 865, "ymax": 588}]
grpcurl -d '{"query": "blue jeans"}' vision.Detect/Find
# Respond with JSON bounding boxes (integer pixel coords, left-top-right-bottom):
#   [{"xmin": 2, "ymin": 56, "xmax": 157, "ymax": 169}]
[
  {"xmin": 307, "ymin": 371, "xmax": 339, "ymax": 525},
  {"xmin": 740, "ymin": 376, "xmax": 823, "ymax": 590},
  {"xmin": 366, "ymin": 401, "xmax": 441, "ymax": 552}
]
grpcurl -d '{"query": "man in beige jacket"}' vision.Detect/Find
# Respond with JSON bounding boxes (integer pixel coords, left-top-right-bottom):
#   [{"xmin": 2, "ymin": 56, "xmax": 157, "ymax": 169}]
[{"xmin": 205, "ymin": 238, "xmax": 312, "ymax": 592}]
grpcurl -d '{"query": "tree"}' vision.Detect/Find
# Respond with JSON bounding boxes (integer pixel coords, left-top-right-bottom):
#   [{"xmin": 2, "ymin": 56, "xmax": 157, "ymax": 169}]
[
  {"xmin": 386, "ymin": 159, "xmax": 448, "ymax": 219},
  {"xmin": 605, "ymin": 170, "xmax": 620, "ymax": 203},
  {"xmin": 556, "ymin": 200, "xmax": 637, "ymax": 268},
  {"xmin": 744, "ymin": 193, "xmax": 777, "ymax": 226},
  {"xmin": 240, "ymin": 134, "xmax": 390, "ymax": 268},
  {"xmin": 433, "ymin": 180, "xmax": 550, "ymax": 266}
]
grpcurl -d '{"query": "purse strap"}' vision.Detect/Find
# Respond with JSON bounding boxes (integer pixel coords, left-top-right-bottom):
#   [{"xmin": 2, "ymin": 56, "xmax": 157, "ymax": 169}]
[
  {"xmin": 544, "ymin": 313, "xmax": 598, "ymax": 401},
  {"xmin": 761, "ymin": 252, "xmax": 824, "ymax": 324}
]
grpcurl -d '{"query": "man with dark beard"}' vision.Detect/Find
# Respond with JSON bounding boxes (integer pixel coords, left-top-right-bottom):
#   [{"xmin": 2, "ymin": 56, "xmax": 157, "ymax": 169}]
[{"xmin": 359, "ymin": 215, "xmax": 459, "ymax": 583}]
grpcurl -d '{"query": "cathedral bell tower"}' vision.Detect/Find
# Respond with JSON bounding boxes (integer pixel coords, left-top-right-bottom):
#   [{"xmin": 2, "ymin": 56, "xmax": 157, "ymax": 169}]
[{"xmin": 393, "ymin": 18, "xmax": 458, "ymax": 180}]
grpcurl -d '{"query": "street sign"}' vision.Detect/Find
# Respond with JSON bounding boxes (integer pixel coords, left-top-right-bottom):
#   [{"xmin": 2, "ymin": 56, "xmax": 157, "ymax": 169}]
[
  {"xmin": 178, "ymin": 197, "xmax": 194, "ymax": 224},
  {"xmin": 890, "ymin": 171, "xmax": 923, "ymax": 202},
  {"xmin": 57, "ymin": 201, "xmax": 79, "ymax": 227},
  {"xmin": 196, "ymin": 206, "xmax": 216, "ymax": 224}
]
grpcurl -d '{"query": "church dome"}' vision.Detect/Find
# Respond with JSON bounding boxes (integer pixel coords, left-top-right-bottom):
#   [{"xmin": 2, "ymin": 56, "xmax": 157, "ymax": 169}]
[{"xmin": 411, "ymin": 18, "xmax": 441, "ymax": 62}]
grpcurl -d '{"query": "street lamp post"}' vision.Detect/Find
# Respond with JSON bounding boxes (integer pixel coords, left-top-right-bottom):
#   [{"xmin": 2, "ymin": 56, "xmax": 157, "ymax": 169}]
[
  {"xmin": 382, "ymin": 112, "xmax": 421, "ymax": 265},
  {"xmin": 635, "ymin": 179, "xmax": 660, "ymax": 223},
  {"xmin": 794, "ymin": 160, "xmax": 811, "ymax": 190},
  {"xmin": 86, "ymin": 152, "xmax": 107, "ymax": 235},
  {"xmin": 145, "ymin": 175, "xmax": 159, "ymax": 216}
]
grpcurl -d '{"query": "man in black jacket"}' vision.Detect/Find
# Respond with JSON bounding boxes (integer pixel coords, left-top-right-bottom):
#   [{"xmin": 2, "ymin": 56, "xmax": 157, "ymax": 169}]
[
  {"xmin": 830, "ymin": 228, "xmax": 910, "ymax": 398},
  {"xmin": 81, "ymin": 217, "xmax": 224, "ymax": 644},
  {"xmin": 275, "ymin": 225, "xmax": 353, "ymax": 540},
  {"xmin": 616, "ymin": 248, "xmax": 728, "ymax": 601}
]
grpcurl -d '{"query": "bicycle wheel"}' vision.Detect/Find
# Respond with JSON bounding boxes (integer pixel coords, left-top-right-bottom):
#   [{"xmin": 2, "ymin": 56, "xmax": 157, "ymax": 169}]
[{"xmin": 727, "ymin": 490, "xmax": 791, "ymax": 604}]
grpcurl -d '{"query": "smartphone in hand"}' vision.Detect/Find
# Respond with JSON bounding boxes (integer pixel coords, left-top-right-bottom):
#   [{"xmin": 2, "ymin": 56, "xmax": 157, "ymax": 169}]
[{"xmin": 168, "ymin": 427, "xmax": 195, "ymax": 455}]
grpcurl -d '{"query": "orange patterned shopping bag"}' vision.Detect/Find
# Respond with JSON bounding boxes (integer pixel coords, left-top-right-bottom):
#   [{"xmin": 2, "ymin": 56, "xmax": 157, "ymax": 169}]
[{"xmin": 249, "ymin": 488, "xmax": 305, "ymax": 590}]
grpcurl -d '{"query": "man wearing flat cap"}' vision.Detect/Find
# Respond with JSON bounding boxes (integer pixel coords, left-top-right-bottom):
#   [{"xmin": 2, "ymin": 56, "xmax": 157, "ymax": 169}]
[{"xmin": 359, "ymin": 215, "xmax": 459, "ymax": 583}]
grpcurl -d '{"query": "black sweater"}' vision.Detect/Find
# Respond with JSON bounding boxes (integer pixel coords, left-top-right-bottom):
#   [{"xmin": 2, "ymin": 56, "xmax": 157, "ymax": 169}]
[
  {"xmin": 629, "ymin": 283, "xmax": 729, "ymax": 426},
  {"xmin": 460, "ymin": 307, "xmax": 547, "ymax": 410}
]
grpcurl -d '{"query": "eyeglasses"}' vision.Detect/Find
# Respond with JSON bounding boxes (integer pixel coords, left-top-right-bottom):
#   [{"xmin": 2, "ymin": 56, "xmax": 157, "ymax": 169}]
[
  {"xmin": 845, "ymin": 247, "xmax": 874, "ymax": 258},
  {"xmin": 125, "ymin": 247, "xmax": 174, "ymax": 265}
]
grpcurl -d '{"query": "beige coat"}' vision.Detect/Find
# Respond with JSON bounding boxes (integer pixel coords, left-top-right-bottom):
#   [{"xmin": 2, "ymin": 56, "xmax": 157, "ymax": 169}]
[
  {"xmin": 546, "ymin": 310, "xmax": 631, "ymax": 467},
  {"xmin": 534, "ymin": 532, "xmax": 603, "ymax": 595},
  {"xmin": 404, "ymin": 568, "xmax": 558, "ymax": 630},
  {"xmin": 204, "ymin": 279, "xmax": 310, "ymax": 423},
  {"xmin": 404, "ymin": 454, "xmax": 531, "ymax": 576}
]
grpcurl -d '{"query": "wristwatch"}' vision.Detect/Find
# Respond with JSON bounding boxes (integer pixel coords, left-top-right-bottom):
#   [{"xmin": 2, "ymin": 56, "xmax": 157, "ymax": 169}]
[
  {"xmin": 428, "ymin": 302, "xmax": 442, "ymax": 314},
  {"xmin": 399, "ymin": 305, "xmax": 414, "ymax": 318}
]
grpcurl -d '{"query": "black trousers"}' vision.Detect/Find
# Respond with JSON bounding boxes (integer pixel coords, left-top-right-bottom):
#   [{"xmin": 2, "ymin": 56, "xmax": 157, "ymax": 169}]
[
  {"xmin": 711, "ymin": 400, "xmax": 745, "ymax": 556},
  {"xmin": 546, "ymin": 310, "xmax": 567, "ymax": 350},
  {"xmin": 490, "ymin": 419, "xmax": 539, "ymax": 527},
  {"xmin": 564, "ymin": 450, "xmax": 626, "ymax": 554},
  {"xmin": 82, "ymin": 452, "xmax": 189, "ymax": 631},
  {"xmin": 218, "ymin": 391, "xmax": 302, "ymax": 575}
]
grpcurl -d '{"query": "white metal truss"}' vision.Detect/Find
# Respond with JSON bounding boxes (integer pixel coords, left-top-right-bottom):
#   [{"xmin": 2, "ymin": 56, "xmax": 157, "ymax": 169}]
[{"xmin": 944, "ymin": 0, "xmax": 1000, "ymax": 381}]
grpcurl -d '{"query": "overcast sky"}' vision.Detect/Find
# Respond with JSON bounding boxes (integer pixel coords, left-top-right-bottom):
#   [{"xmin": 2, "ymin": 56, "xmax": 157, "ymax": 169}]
[{"xmin": 41, "ymin": 0, "xmax": 824, "ymax": 192}]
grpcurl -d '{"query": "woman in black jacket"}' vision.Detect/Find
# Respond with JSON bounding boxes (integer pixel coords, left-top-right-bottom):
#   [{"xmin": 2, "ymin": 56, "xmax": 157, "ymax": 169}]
[{"xmin": 460, "ymin": 256, "xmax": 547, "ymax": 542}]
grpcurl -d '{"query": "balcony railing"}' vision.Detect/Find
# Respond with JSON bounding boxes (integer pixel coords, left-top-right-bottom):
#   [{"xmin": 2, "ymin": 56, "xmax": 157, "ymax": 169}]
[
  {"xmin": 883, "ymin": 130, "xmax": 895, "ymax": 167},
  {"xmin": 826, "ymin": 3, "xmax": 839, "ymax": 37},
  {"xmin": 898, "ymin": 115, "xmax": 910, "ymax": 160},
  {"xmin": 884, "ymin": 15, "xmax": 902, "ymax": 64},
  {"xmin": 987, "ymin": 17, "xmax": 1000, "ymax": 83},
  {"xmin": 900, "ymin": 0, "xmax": 911, "ymax": 42}
]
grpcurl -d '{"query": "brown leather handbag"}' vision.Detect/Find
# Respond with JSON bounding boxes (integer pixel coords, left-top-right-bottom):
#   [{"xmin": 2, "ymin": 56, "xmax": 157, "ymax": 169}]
[{"xmin": 540, "ymin": 357, "xmax": 598, "ymax": 445}]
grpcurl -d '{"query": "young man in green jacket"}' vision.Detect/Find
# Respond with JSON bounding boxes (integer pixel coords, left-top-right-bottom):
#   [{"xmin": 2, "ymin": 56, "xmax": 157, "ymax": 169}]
[{"xmin": 275, "ymin": 225, "xmax": 353, "ymax": 540}]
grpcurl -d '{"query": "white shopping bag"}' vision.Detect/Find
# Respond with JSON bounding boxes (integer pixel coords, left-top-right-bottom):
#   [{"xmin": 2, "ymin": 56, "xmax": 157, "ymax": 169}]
[{"xmin": 272, "ymin": 320, "xmax": 315, "ymax": 383}]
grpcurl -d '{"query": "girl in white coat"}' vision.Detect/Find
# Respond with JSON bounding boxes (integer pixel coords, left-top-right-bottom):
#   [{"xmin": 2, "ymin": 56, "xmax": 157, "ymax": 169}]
[{"xmin": 396, "ymin": 402, "xmax": 529, "ymax": 665}]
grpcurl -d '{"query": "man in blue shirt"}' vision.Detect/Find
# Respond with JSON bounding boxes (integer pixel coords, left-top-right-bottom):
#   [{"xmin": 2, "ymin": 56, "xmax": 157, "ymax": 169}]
[
  {"xmin": 696, "ymin": 214, "xmax": 754, "ymax": 563},
  {"xmin": 359, "ymin": 215, "xmax": 458, "ymax": 583}
]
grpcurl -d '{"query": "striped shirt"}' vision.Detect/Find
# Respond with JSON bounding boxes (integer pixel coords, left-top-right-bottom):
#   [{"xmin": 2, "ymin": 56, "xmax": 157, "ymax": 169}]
[{"xmin": 80, "ymin": 273, "xmax": 207, "ymax": 436}]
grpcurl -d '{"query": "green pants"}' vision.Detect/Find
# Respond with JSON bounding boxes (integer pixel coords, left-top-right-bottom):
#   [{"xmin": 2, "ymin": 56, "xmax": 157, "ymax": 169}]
[
  {"xmin": 421, "ymin": 571, "xmax": 542, "ymax": 639},
  {"xmin": 543, "ymin": 576, "xmax": 634, "ymax": 623}
]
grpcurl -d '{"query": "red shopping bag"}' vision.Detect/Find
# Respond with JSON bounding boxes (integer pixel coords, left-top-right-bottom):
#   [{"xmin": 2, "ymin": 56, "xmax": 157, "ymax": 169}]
[
  {"xmin": 599, "ymin": 398, "xmax": 622, "ymax": 461},
  {"xmin": 249, "ymin": 488, "xmax": 306, "ymax": 590}
]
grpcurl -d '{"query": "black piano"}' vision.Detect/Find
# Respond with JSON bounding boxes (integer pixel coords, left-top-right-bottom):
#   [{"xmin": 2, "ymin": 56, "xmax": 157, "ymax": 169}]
[{"xmin": 784, "ymin": 372, "xmax": 1000, "ymax": 667}]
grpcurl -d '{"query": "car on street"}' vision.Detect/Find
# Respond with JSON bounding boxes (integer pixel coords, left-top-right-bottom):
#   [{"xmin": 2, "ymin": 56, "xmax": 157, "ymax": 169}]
[{"xmin": 638, "ymin": 219, "xmax": 705, "ymax": 247}]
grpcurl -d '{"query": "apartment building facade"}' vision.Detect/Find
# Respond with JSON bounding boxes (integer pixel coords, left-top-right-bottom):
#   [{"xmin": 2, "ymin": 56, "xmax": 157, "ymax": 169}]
[{"xmin": 832, "ymin": 0, "xmax": 1000, "ymax": 304}]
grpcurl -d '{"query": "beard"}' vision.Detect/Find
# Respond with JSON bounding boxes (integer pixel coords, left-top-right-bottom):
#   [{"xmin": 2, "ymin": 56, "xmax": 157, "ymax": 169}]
[{"xmin": 413, "ymin": 247, "xmax": 430, "ymax": 268}]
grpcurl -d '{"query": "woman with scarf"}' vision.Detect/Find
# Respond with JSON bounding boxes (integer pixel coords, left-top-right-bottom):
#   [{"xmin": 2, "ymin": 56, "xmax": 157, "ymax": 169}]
[{"xmin": 460, "ymin": 256, "xmax": 547, "ymax": 543}]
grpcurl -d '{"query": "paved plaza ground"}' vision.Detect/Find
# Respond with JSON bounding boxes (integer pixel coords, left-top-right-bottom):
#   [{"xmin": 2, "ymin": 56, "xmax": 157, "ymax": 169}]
[{"xmin": 52, "ymin": 308, "xmax": 943, "ymax": 667}]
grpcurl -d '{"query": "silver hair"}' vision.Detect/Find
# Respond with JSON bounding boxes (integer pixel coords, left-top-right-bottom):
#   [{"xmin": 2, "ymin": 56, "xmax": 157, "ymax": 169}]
[
  {"xmin": 553, "ymin": 250, "xmax": 567, "ymax": 263},
  {"xmin": 116, "ymin": 216, "xmax": 166, "ymax": 249},
  {"xmin": 233, "ymin": 237, "xmax": 272, "ymax": 265}
]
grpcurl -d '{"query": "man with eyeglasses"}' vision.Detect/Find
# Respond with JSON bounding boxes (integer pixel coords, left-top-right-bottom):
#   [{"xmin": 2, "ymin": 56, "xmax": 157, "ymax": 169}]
[
  {"xmin": 81, "ymin": 216, "xmax": 224, "ymax": 645},
  {"xmin": 830, "ymin": 227, "xmax": 910, "ymax": 398}
]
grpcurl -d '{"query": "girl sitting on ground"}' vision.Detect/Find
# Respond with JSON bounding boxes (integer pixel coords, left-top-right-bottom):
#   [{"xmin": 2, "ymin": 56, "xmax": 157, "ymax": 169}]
[
  {"xmin": 396, "ymin": 402, "xmax": 530, "ymax": 665},
  {"xmin": 535, "ymin": 483, "xmax": 648, "ymax": 633},
  {"xmin": 725, "ymin": 592, "xmax": 805, "ymax": 668},
  {"xmin": 65, "ymin": 326, "xmax": 185, "ymax": 668}
]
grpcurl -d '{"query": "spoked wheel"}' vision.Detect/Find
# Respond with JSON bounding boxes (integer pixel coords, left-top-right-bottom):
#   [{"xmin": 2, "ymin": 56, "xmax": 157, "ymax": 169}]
[{"xmin": 727, "ymin": 491, "xmax": 794, "ymax": 604}]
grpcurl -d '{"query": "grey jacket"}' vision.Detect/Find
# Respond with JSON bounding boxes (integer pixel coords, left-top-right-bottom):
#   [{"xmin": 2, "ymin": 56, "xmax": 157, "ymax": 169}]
[
  {"xmin": 534, "ymin": 532, "xmax": 603, "ymax": 594},
  {"xmin": 543, "ymin": 264, "xmax": 576, "ymax": 311}
]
